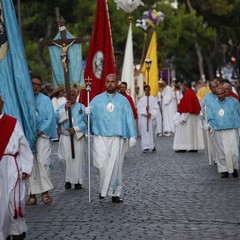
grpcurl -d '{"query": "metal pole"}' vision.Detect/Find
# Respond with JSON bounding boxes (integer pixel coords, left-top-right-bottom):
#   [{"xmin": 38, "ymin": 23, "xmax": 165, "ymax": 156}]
[
  {"xmin": 204, "ymin": 104, "xmax": 212, "ymax": 165},
  {"xmin": 86, "ymin": 78, "xmax": 92, "ymax": 203}
]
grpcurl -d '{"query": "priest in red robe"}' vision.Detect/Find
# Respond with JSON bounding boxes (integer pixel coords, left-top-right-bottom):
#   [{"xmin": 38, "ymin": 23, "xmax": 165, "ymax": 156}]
[{"xmin": 173, "ymin": 81, "xmax": 204, "ymax": 152}]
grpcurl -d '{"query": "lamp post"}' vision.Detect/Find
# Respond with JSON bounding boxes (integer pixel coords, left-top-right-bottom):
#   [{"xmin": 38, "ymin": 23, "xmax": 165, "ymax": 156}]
[
  {"xmin": 136, "ymin": 19, "xmax": 150, "ymax": 67},
  {"xmin": 145, "ymin": 56, "xmax": 152, "ymax": 85}
]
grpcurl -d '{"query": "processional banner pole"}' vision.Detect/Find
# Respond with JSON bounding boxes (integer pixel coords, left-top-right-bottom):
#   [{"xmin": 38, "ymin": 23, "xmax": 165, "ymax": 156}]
[{"xmin": 85, "ymin": 77, "xmax": 92, "ymax": 203}]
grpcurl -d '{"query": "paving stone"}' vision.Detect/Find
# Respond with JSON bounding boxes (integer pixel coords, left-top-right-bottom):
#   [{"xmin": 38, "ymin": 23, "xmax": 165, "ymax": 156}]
[{"xmin": 25, "ymin": 136, "xmax": 240, "ymax": 239}]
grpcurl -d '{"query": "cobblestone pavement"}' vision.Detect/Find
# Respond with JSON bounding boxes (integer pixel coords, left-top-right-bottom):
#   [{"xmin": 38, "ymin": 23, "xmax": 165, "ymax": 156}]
[{"xmin": 25, "ymin": 136, "xmax": 240, "ymax": 240}]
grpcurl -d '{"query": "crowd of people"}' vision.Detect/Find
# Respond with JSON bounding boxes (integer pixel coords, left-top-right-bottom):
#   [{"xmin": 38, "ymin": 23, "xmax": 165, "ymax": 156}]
[{"xmin": 1, "ymin": 73, "xmax": 240, "ymax": 240}]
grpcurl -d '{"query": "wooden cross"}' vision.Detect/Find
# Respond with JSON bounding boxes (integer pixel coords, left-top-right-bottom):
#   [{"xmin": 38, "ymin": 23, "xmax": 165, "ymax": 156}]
[{"xmin": 41, "ymin": 16, "xmax": 85, "ymax": 159}]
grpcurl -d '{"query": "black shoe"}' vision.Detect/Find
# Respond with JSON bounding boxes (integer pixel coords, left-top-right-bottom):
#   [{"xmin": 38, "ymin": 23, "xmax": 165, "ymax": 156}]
[
  {"xmin": 65, "ymin": 182, "xmax": 71, "ymax": 189},
  {"xmin": 232, "ymin": 169, "xmax": 238, "ymax": 178},
  {"xmin": 7, "ymin": 232, "xmax": 26, "ymax": 240},
  {"xmin": 99, "ymin": 193, "xmax": 105, "ymax": 199},
  {"xmin": 188, "ymin": 150, "xmax": 198, "ymax": 152},
  {"xmin": 112, "ymin": 196, "xmax": 123, "ymax": 203},
  {"xmin": 175, "ymin": 150, "xmax": 187, "ymax": 153},
  {"xmin": 74, "ymin": 183, "xmax": 82, "ymax": 190},
  {"xmin": 221, "ymin": 172, "xmax": 229, "ymax": 178},
  {"xmin": 152, "ymin": 147, "xmax": 156, "ymax": 152},
  {"xmin": 143, "ymin": 149, "xmax": 150, "ymax": 153}
]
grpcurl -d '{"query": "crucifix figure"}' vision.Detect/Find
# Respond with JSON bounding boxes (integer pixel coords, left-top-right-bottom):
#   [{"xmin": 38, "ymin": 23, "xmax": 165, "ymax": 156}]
[
  {"xmin": 41, "ymin": 16, "xmax": 85, "ymax": 158},
  {"xmin": 53, "ymin": 40, "xmax": 76, "ymax": 72}
]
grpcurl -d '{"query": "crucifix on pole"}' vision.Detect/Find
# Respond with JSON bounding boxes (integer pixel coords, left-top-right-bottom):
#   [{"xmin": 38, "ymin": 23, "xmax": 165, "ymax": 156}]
[{"xmin": 41, "ymin": 16, "xmax": 85, "ymax": 159}]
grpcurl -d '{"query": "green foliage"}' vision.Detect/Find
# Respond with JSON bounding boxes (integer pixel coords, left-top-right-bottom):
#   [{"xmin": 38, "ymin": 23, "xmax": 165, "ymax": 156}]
[{"xmin": 13, "ymin": 0, "xmax": 240, "ymax": 83}]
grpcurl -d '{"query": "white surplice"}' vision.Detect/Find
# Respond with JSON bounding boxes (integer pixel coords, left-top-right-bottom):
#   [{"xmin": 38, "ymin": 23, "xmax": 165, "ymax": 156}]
[
  {"xmin": 58, "ymin": 134, "xmax": 85, "ymax": 184},
  {"xmin": 137, "ymin": 96, "xmax": 158, "ymax": 150},
  {"xmin": 156, "ymin": 85, "xmax": 175, "ymax": 134},
  {"xmin": 212, "ymin": 129, "xmax": 239, "ymax": 173},
  {"xmin": 93, "ymin": 136, "xmax": 126, "ymax": 197},
  {"xmin": 0, "ymin": 121, "xmax": 33, "ymax": 240},
  {"xmin": 173, "ymin": 113, "xmax": 204, "ymax": 151},
  {"xmin": 28, "ymin": 136, "xmax": 53, "ymax": 194}
]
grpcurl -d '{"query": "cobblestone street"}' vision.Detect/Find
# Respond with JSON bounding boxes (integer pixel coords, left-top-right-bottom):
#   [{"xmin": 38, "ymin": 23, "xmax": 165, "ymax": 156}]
[{"xmin": 25, "ymin": 136, "xmax": 240, "ymax": 240}]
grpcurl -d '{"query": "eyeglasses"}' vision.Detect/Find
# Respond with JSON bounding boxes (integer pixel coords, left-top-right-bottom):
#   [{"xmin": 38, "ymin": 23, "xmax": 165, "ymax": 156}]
[{"xmin": 32, "ymin": 82, "xmax": 41, "ymax": 87}]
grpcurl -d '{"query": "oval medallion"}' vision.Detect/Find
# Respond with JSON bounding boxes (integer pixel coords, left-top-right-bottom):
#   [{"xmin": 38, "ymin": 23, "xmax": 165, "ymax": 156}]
[
  {"xmin": 107, "ymin": 102, "xmax": 114, "ymax": 112},
  {"xmin": 218, "ymin": 109, "xmax": 224, "ymax": 117}
]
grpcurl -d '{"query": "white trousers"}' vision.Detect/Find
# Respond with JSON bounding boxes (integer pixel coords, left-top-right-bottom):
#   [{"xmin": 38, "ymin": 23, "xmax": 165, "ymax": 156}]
[{"xmin": 93, "ymin": 136, "xmax": 125, "ymax": 197}]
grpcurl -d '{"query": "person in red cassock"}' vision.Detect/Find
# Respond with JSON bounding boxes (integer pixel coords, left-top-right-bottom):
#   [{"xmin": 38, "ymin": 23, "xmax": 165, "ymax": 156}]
[
  {"xmin": 173, "ymin": 81, "xmax": 204, "ymax": 152},
  {"xmin": 0, "ymin": 95, "xmax": 33, "ymax": 240}
]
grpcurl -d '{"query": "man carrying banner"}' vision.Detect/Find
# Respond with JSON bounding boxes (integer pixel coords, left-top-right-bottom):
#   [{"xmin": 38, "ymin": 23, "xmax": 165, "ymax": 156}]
[
  {"xmin": 26, "ymin": 76, "xmax": 57, "ymax": 206},
  {"xmin": 56, "ymin": 89, "xmax": 87, "ymax": 190},
  {"xmin": 0, "ymin": 95, "xmax": 33, "ymax": 240},
  {"xmin": 86, "ymin": 74, "xmax": 136, "ymax": 203}
]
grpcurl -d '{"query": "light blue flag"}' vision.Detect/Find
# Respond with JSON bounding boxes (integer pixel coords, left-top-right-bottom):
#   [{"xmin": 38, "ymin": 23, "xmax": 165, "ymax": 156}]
[
  {"xmin": 48, "ymin": 31, "xmax": 84, "ymax": 90},
  {"xmin": 0, "ymin": 0, "xmax": 36, "ymax": 150}
]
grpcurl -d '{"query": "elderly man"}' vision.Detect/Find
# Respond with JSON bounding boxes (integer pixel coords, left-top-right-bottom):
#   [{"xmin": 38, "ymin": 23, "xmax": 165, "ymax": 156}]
[
  {"xmin": 0, "ymin": 95, "xmax": 33, "ymax": 240},
  {"xmin": 87, "ymin": 74, "xmax": 136, "ymax": 203},
  {"xmin": 26, "ymin": 76, "xmax": 57, "ymax": 205},
  {"xmin": 56, "ymin": 89, "xmax": 87, "ymax": 190},
  {"xmin": 223, "ymin": 82, "xmax": 240, "ymax": 102},
  {"xmin": 207, "ymin": 86, "xmax": 240, "ymax": 178}
]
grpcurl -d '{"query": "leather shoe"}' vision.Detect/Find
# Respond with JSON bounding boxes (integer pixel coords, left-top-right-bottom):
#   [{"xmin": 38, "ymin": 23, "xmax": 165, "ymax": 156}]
[
  {"xmin": 74, "ymin": 183, "xmax": 82, "ymax": 190},
  {"xmin": 7, "ymin": 232, "xmax": 26, "ymax": 240},
  {"xmin": 175, "ymin": 150, "xmax": 187, "ymax": 153},
  {"xmin": 143, "ymin": 149, "xmax": 150, "ymax": 153},
  {"xmin": 99, "ymin": 193, "xmax": 105, "ymax": 199},
  {"xmin": 65, "ymin": 182, "xmax": 71, "ymax": 189},
  {"xmin": 188, "ymin": 150, "xmax": 198, "ymax": 152},
  {"xmin": 232, "ymin": 169, "xmax": 238, "ymax": 178},
  {"xmin": 221, "ymin": 172, "xmax": 229, "ymax": 178},
  {"xmin": 112, "ymin": 196, "xmax": 123, "ymax": 203}
]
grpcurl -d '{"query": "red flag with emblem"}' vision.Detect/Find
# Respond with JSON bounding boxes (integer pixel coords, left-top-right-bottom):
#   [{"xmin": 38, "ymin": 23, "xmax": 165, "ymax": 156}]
[{"xmin": 80, "ymin": 0, "xmax": 116, "ymax": 106}]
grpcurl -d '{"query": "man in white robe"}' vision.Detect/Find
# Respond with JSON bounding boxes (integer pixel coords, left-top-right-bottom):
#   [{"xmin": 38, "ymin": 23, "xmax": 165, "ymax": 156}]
[
  {"xmin": 51, "ymin": 89, "xmax": 67, "ymax": 112},
  {"xmin": 0, "ymin": 95, "xmax": 33, "ymax": 240},
  {"xmin": 173, "ymin": 81, "xmax": 204, "ymax": 152},
  {"xmin": 137, "ymin": 85, "xmax": 158, "ymax": 152},
  {"xmin": 157, "ymin": 80, "xmax": 175, "ymax": 136},
  {"xmin": 56, "ymin": 89, "xmax": 87, "ymax": 190},
  {"xmin": 26, "ymin": 76, "xmax": 57, "ymax": 206},
  {"xmin": 87, "ymin": 74, "xmax": 136, "ymax": 203}
]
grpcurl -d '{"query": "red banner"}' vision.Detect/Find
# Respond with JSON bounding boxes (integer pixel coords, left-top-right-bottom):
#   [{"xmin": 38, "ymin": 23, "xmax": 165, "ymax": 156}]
[{"xmin": 80, "ymin": 0, "xmax": 116, "ymax": 106}]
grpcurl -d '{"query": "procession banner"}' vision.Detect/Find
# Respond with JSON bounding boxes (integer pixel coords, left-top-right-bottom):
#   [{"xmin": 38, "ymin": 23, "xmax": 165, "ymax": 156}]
[
  {"xmin": 48, "ymin": 31, "xmax": 84, "ymax": 90},
  {"xmin": 0, "ymin": 0, "xmax": 36, "ymax": 150},
  {"xmin": 141, "ymin": 31, "xmax": 159, "ymax": 96},
  {"xmin": 80, "ymin": 0, "xmax": 116, "ymax": 106}
]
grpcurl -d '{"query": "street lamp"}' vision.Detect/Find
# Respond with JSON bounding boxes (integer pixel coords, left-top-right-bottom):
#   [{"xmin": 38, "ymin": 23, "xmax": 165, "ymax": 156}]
[
  {"xmin": 136, "ymin": 19, "xmax": 150, "ymax": 66},
  {"xmin": 145, "ymin": 56, "xmax": 152, "ymax": 85}
]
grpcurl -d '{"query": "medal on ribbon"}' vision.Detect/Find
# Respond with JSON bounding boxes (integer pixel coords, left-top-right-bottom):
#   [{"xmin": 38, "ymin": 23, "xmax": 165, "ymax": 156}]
[
  {"xmin": 107, "ymin": 102, "xmax": 114, "ymax": 112},
  {"xmin": 218, "ymin": 108, "xmax": 224, "ymax": 116}
]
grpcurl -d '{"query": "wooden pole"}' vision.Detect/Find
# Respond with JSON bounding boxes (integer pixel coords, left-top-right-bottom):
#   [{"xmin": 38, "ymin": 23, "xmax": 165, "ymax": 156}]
[{"xmin": 41, "ymin": 17, "xmax": 85, "ymax": 159}]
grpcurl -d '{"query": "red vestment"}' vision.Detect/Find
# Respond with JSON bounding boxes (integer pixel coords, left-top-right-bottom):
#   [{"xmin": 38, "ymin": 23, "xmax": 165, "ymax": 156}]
[
  {"xmin": 0, "ymin": 114, "xmax": 17, "ymax": 160},
  {"xmin": 178, "ymin": 88, "xmax": 201, "ymax": 114},
  {"xmin": 120, "ymin": 92, "xmax": 138, "ymax": 120},
  {"xmin": 231, "ymin": 92, "xmax": 240, "ymax": 102}
]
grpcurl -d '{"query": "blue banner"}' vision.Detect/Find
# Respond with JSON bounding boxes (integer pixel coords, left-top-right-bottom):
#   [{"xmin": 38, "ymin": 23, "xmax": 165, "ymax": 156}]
[
  {"xmin": 0, "ymin": 0, "xmax": 36, "ymax": 150},
  {"xmin": 49, "ymin": 31, "xmax": 84, "ymax": 90}
]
